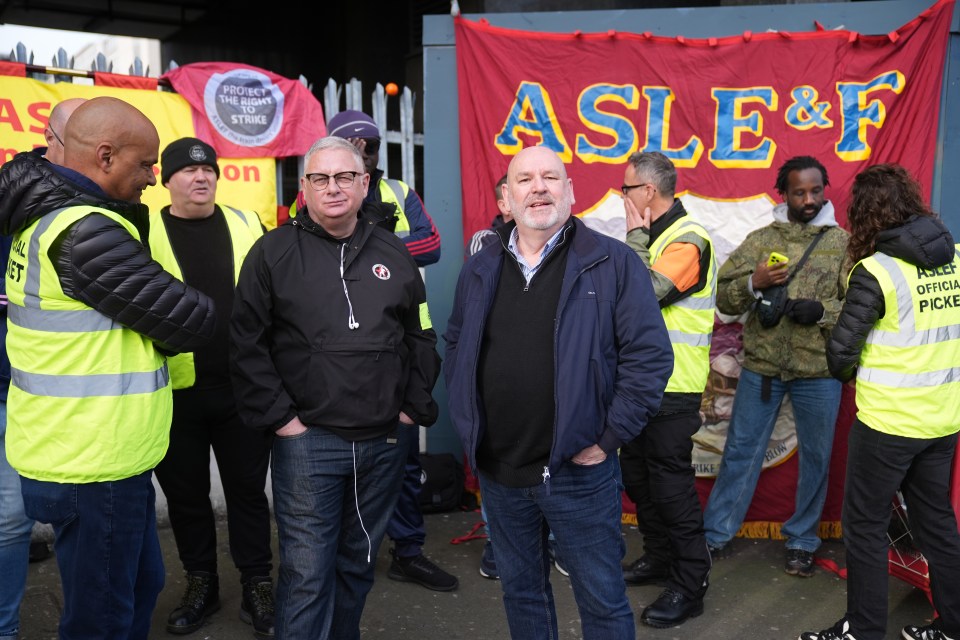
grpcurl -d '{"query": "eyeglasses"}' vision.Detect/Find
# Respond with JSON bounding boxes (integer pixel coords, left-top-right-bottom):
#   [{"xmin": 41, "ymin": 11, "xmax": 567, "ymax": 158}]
[
  {"xmin": 48, "ymin": 125, "xmax": 65, "ymax": 147},
  {"xmin": 621, "ymin": 182, "xmax": 655, "ymax": 195},
  {"xmin": 305, "ymin": 171, "xmax": 360, "ymax": 190},
  {"xmin": 362, "ymin": 138, "xmax": 381, "ymax": 154}
]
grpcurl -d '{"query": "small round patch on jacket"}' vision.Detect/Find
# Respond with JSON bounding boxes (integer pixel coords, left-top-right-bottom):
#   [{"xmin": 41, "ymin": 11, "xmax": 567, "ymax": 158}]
[{"xmin": 372, "ymin": 264, "xmax": 391, "ymax": 280}]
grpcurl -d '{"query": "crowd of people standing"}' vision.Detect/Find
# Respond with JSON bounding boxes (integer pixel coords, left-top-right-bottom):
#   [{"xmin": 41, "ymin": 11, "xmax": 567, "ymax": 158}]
[{"xmin": 0, "ymin": 95, "xmax": 958, "ymax": 640}]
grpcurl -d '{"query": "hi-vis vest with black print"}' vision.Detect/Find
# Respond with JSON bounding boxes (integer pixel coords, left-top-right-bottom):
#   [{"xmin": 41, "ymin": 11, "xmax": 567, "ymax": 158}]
[
  {"xmin": 5, "ymin": 205, "xmax": 172, "ymax": 482},
  {"xmin": 855, "ymin": 246, "xmax": 960, "ymax": 438}
]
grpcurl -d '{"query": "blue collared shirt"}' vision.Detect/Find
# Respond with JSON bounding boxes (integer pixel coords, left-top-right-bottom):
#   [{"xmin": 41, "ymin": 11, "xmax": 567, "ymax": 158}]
[{"xmin": 506, "ymin": 224, "xmax": 568, "ymax": 285}]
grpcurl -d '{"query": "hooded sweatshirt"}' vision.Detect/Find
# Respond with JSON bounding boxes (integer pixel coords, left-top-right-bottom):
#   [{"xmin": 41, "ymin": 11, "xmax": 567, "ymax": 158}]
[{"xmin": 715, "ymin": 201, "xmax": 850, "ymax": 380}]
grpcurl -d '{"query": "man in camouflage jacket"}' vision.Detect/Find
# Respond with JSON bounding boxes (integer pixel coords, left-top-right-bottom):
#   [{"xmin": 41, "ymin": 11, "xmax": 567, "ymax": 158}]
[{"xmin": 702, "ymin": 156, "xmax": 849, "ymax": 579}]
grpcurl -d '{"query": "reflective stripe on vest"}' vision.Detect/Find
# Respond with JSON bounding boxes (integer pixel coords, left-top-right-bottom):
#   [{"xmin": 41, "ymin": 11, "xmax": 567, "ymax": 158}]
[
  {"xmin": 148, "ymin": 205, "xmax": 263, "ymax": 389},
  {"xmin": 855, "ymin": 247, "xmax": 960, "ymax": 437},
  {"xmin": 5, "ymin": 205, "xmax": 172, "ymax": 483},
  {"xmin": 650, "ymin": 216, "xmax": 717, "ymax": 393}
]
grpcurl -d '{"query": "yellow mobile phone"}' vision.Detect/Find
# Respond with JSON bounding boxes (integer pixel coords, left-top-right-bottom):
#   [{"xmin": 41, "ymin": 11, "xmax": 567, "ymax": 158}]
[{"xmin": 767, "ymin": 252, "xmax": 789, "ymax": 267}]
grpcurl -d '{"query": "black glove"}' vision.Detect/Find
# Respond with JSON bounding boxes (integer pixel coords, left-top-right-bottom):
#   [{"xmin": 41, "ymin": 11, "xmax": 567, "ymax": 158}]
[{"xmin": 784, "ymin": 298, "xmax": 824, "ymax": 325}]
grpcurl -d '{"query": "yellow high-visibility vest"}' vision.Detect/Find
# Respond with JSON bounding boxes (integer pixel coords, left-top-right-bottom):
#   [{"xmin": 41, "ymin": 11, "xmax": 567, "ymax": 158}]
[
  {"xmin": 854, "ymin": 247, "xmax": 960, "ymax": 437},
  {"xmin": 5, "ymin": 205, "xmax": 172, "ymax": 482},
  {"xmin": 650, "ymin": 216, "xmax": 717, "ymax": 393},
  {"xmin": 148, "ymin": 205, "xmax": 263, "ymax": 389}
]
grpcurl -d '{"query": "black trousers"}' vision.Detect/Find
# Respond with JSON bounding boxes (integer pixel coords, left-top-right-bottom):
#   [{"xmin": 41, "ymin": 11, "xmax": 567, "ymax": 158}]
[
  {"xmin": 843, "ymin": 419, "xmax": 960, "ymax": 640},
  {"xmin": 154, "ymin": 384, "xmax": 273, "ymax": 582},
  {"xmin": 620, "ymin": 409, "xmax": 711, "ymax": 598}
]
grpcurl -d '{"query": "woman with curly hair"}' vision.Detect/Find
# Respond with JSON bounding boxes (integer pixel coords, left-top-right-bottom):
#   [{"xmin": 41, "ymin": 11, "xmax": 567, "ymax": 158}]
[{"xmin": 800, "ymin": 164, "xmax": 960, "ymax": 640}]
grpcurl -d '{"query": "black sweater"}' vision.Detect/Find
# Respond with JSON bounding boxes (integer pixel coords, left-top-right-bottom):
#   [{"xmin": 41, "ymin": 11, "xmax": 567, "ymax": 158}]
[{"xmin": 477, "ymin": 233, "xmax": 571, "ymax": 487}]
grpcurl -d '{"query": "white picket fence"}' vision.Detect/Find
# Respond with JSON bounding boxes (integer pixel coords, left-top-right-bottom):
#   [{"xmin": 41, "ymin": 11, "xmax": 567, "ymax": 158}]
[{"xmin": 8, "ymin": 43, "xmax": 424, "ymax": 192}]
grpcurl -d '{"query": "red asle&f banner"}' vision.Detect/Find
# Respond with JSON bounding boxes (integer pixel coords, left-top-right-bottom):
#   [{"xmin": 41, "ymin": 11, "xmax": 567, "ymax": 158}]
[{"xmin": 455, "ymin": 0, "xmax": 953, "ymax": 251}]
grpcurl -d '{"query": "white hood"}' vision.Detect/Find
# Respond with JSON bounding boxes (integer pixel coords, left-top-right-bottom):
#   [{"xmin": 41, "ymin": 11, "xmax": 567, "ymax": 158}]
[{"xmin": 771, "ymin": 200, "xmax": 839, "ymax": 227}]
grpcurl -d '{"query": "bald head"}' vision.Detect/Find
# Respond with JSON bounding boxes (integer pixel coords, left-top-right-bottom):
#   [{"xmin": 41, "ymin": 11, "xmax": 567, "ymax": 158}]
[
  {"xmin": 44, "ymin": 98, "xmax": 87, "ymax": 165},
  {"xmin": 503, "ymin": 146, "xmax": 574, "ymax": 237},
  {"xmin": 63, "ymin": 97, "xmax": 159, "ymax": 203}
]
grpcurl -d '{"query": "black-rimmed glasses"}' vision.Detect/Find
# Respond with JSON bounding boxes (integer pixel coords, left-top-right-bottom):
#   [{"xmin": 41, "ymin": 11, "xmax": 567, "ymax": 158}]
[
  {"xmin": 621, "ymin": 183, "xmax": 655, "ymax": 195},
  {"xmin": 305, "ymin": 171, "xmax": 360, "ymax": 190},
  {"xmin": 48, "ymin": 125, "xmax": 65, "ymax": 147}
]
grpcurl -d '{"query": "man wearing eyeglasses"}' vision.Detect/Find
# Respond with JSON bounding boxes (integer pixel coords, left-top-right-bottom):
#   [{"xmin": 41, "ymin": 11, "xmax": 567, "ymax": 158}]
[
  {"xmin": 231, "ymin": 136, "xmax": 440, "ymax": 640},
  {"xmin": 43, "ymin": 98, "xmax": 86, "ymax": 165},
  {"xmin": 0, "ymin": 96, "xmax": 86, "ymax": 640},
  {"xmin": 618, "ymin": 151, "xmax": 716, "ymax": 628}
]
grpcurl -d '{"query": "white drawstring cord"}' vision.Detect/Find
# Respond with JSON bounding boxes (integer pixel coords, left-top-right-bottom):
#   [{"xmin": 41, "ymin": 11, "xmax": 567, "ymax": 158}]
[
  {"xmin": 352, "ymin": 441, "xmax": 373, "ymax": 563},
  {"xmin": 340, "ymin": 243, "xmax": 359, "ymax": 330}
]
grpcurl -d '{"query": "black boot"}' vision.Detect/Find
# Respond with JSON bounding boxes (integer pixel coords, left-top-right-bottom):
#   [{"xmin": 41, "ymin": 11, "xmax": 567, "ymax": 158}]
[
  {"xmin": 241, "ymin": 576, "xmax": 275, "ymax": 639},
  {"xmin": 167, "ymin": 571, "xmax": 220, "ymax": 635}
]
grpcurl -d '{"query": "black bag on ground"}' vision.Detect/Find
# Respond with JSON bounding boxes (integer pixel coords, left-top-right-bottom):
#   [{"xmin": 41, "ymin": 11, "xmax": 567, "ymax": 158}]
[
  {"xmin": 756, "ymin": 284, "xmax": 789, "ymax": 328},
  {"xmin": 418, "ymin": 452, "xmax": 465, "ymax": 514}
]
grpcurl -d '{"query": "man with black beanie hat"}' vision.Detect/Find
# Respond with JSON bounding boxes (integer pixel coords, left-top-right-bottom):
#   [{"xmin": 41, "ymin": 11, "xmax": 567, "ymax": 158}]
[{"xmin": 151, "ymin": 137, "xmax": 275, "ymax": 638}]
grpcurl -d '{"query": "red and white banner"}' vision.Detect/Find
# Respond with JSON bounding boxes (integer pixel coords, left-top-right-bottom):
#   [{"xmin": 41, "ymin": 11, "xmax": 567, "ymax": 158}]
[
  {"xmin": 455, "ymin": 0, "xmax": 953, "ymax": 249},
  {"xmin": 162, "ymin": 62, "xmax": 326, "ymax": 158}
]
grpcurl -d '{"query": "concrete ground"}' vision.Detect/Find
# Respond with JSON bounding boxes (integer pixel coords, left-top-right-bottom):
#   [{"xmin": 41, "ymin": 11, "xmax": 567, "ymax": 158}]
[{"xmin": 18, "ymin": 510, "xmax": 935, "ymax": 640}]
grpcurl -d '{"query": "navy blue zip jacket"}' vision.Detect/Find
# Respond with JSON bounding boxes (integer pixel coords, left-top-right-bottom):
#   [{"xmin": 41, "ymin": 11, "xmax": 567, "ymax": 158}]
[{"xmin": 444, "ymin": 216, "xmax": 673, "ymax": 480}]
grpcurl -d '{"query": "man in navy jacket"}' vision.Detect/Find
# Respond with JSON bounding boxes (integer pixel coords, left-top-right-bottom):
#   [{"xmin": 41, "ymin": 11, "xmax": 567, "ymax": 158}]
[{"xmin": 444, "ymin": 146, "xmax": 672, "ymax": 640}]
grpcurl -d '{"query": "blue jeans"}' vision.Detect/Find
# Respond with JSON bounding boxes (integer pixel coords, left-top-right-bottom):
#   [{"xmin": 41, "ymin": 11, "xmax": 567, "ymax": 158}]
[
  {"xmin": 479, "ymin": 455, "xmax": 634, "ymax": 640},
  {"xmin": 20, "ymin": 470, "xmax": 164, "ymax": 640},
  {"xmin": 0, "ymin": 403, "xmax": 33, "ymax": 640},
  {"xmin": 703, "ymin": 369, "xmax": 841, "ymax": 552},
  {"xmin": 386, "ymin": 424, "xmax": 426, "ymax": 557},
  {"xmin": 271, "ymin": 425, "xmax": 409, "ymax": 640}
]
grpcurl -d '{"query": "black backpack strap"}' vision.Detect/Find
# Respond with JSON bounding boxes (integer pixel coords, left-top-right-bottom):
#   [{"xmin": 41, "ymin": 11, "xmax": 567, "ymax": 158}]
[{"xmin": 784, "ymin": 227, "xmax": 829, "ymax": 286}]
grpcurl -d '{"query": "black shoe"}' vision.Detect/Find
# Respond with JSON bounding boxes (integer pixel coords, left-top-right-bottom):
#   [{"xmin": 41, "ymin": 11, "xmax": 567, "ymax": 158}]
[
  {"xmin": 166, "ymin": 571, "xmax": 220, "ymax": 635},
  {"xmin": 622, "ymin": 555, "xmax": 669, "ymax": 586},
  {"xmin": 785, "ymin": 548, "xmax": 815, "ymax": 577},
  {"xmin": 798, "ymin": 618, "xmax": 859, "ymax": 640},
  {"xmin": 707, "ymin": 541, "xmax": 731, "ymax": 560},
  {"xmin": 387, "ymin": 549, "xmax": 459, "ymax": 591},
  {"xmin": 479, "ymin": 541, "xmax": 499, "ymax": 580},
  {"xmin": 28, "ymin": 540, "xmax": 51, "ymax": 563},
  {"xmin": 640, "ymin": 588, "xmax": 704, "ymax": 628},
  {"xmin": 240, "ymin": 576, "xmax": 275, "ymax": 639},
  {"xmin": 902, "ymin": 620, "xmax": 955, "ymax": 640}
]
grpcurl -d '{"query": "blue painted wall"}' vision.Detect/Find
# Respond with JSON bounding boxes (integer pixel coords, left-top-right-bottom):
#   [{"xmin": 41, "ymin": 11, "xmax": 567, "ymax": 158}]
[{"xmin": 422, "ymin": 0, "xmax": 960, "ymax": 455}]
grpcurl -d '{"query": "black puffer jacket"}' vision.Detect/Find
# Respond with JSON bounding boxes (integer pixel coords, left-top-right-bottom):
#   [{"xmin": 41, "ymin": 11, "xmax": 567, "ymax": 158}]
[
  {"xmin": 0, "ymin": 149, "xmax": 216, "ymax": 353},
  {"xmin": 827, "ymin": 215, "xmax": 955, "ymax": 382}
]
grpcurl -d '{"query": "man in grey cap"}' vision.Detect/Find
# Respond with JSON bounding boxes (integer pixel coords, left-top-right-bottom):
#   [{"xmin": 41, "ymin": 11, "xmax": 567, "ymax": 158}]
[{"xmin": 151, "ymin": 137, "xmax": 275, "ymax": 638}]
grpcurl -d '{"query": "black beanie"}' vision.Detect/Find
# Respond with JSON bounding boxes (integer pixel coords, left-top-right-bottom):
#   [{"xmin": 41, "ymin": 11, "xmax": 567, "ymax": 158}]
[{"xmin": 161, "ymin": 137, "xmax": 220, "ymax": 184}]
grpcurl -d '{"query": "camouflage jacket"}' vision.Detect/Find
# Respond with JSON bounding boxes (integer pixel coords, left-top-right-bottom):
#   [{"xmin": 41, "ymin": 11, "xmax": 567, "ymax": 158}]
[{"xmin": 717, "ymin": 202, "xmax": 850, "ymax": 380}]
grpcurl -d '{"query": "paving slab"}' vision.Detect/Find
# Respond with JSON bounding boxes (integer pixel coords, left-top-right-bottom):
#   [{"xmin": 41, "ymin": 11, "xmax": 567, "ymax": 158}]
[{"xmin": 19, "ymin": 510, "xmax": 934, "ymax": 639}]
